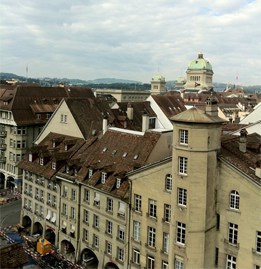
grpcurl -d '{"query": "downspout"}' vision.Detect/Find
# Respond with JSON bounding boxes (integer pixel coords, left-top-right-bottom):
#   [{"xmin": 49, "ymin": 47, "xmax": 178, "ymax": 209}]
[
  {"xmin": 75, "ymin": 180, "xmax": 81, "ymax": 265},
  {"xmin": 127, "ymin": 178, "xmax": 132, "ymax": 269}
]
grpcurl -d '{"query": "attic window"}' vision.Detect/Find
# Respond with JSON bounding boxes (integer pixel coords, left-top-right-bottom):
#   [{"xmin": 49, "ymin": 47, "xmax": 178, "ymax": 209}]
[
  {"xmin": 134, "ymin": 154, "xmax": 139, "ymax": 160},
  {"xmin": 64, "ymin": 144, "xmax": 68, "ymax": 151},
  {"xmin": 118, "ymin": 201, "xmax": 126, "ymax": 216},
  {"xmin": 29, "ymin": 153, "xmax": 32, "ymax": 162},
  {"xmin": 36, "ymin": 114, "xmax": 41, "ymax": 120},
  {"xmin": 88, "ymin": 168, "xmax": 93, "ymax": 179},
  {"xmin": 39, "ymin": 157, "xmax": 44, "ymax": 166},
  {"xmin": 74, "ymin": 168, "xmax": 78, "ymax": 176},
  {"xmin": 46, "ymin": 113, "xmax": 51, "ymax": 119},
  {"xmin": 101, "ymin": 172, "xmax": 107, "ymax": 184},
  {"xmin": 102, "ymin": 147, "xmax": 107, "ymax": 153},
  {"xmin": 116, "ymin": 178, "xmax": 121, "ymax": 189},
  {"xmin": 52, "ymin": 140, "xmax": 56, "ymax": 148},
  {"xmin": 52, "ymin": 161, "xmax": 56, "ymax": 170}
]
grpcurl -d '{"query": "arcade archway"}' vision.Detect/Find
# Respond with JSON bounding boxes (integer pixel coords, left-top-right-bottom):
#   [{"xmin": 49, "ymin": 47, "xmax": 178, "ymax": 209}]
[
  {"xmin": 61, "ymin": 240, "xmax": 75, "ymax": 262},
  {"xmin": 80, "ymin": 248, "xmax": 98, "ymax": 268},
  {"xmin": 6, "ymin": 176, "xmax": 15, "ymax": 190},
  {"xmin": 32, "ymin": 222, "xmax": 43, "ymax": 235},
  {"xmin": 22, "ymin": 215, "xmax": 32, "ymax": 234},
  {"xmin": 0, "ymin": 173, "xmax": 5, "ymax": 189},
  {"xmin": 104, "ymin": 262, "xmax": 119, "ymax": 269},
  {"xmin": 45, "ymin": 228, "xmax": 56, "ymax": 244}
]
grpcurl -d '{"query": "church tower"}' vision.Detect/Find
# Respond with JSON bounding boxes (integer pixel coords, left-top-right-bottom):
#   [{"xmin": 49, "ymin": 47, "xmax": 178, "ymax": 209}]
[{"xmin": 169, "ymin": 98, "xmax": 225, "ymax": 268}]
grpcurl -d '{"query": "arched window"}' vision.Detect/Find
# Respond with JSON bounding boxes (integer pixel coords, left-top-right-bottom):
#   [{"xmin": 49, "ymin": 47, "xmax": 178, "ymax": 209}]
[
  {"xmin": 165, "ymin": 174, "xmax": 172, "ymax": 192},
  {"xmin": 230, "ymin": 190, "xmax": 240, "ymax": 210}
]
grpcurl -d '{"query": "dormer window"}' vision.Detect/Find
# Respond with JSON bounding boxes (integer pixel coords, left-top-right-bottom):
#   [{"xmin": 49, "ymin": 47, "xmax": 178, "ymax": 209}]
[
  {"xmin": 94, "ymin": 193, "xmax": 100, "ymax": 206},
  {"xmin": 102, "ymin": 147, "xmax": 107, "ymax": 153},
  {"xmin": 101, "ymin": 172, "xmax": 107, "ymax": 184},
  {"xmin": 29, "ymin": 153, "xmax": 32, "ymax": 162},
  {"xmin": 39, "ymin": 157, "xmax": 44, "ymax": 166},
  {"xmin": 52, "ymin": 140, "xmax": 56, "ymax": 148},
  {"xmin": 88, "ymin": 169, "xmax": 93, "ymax": 179},
  {"xmin": 134, "ymin": 154, "xmax": 139, "ymax": 160},
  {"xmin": 74, "ymin": 168, "xmax": 78, "ymax": 176},
  {"xmin": 64, "ymin": 144, "xmax": 68, "ymax": 151},
  {"xmin": 52, "ymin": 161, "xmax": 56, "ymax": 170},
  {"xmin": 116, "ymin": 178, "xmax": 121, "ymax": 189},
  {"xmin": 122, "ymin": 152, "xmax": 128, "ymax": 158},
  {"xmin": 66, "ymin": 166, "xmax": 70, "ymax": 174}
]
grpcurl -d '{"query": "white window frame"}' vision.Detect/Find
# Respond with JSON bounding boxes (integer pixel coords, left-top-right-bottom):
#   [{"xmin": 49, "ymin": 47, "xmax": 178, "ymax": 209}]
[
  {"xmin": 83, "ymin": 228, "xmax": 88, "ymax": 241},
  {"xmin": 230, "ymin": 190, "xmax": 240, "ymax": 210},
  {"xmin": 148, "ymin": 226, "xmax": 156, "ymax": 248},
  {"xmin": 148, "ymin": 199, "xmax": 157, "ymax": 218},
  {"xmin": 178, "ymin": 188, "xmax": 187, "ymax": 207},
  {"xmin": 84, "ymin": 189, "xmax": 90, "ymax": 202},
  {"xmin": 107, "ymin": 198, "xmax": 113, "ymax": 212},
  {"xmin": 71, "ymin": 189, "xmax": 76, "ymax": 201},
  {"xmin": 93, "ymin": 234, "xmax": 99, "ymax": 248},
  {"xmin": 176, "ymin": 222, "xmax": 186, "ymax": 245},
  {"xmin": 93, "ymin": 214, "xmax": 99, "ymax": 229},
  {"xmin": 165, "ymin": 174, "xmax": 172, "ymax": 191},
  {"xmin": 133, "ymin": 248, "xmax": 140, "ymax": 264},
  {"xmin": 179, "ymin": 129, "xmax": 188, "ymax": 145},
  {"xmin": 162, "ymin": 260, "xmax": 168, "ymax": 269},
  {"xmin": 147, "ymin": 256, "xmax": 155, "ymax": 269},
  {"xmin": 174, "ymin": 258, "xmax": 184, "ymax": 269},
  {"xmin": 134, "ymin": 194, "xmax": 142, "ymax": 212},
  {"xmin": 226, "ymin": 254, "xmax": 236, "ymax": 269},
  {"xmin": 83, "ymin": 209, "xmax": 89, "ymax": 223},
  {"xmin": 133, "ymin": 221, "xmax": 140, "ymax": 242},
  {"xmin": 118, "ymin": 225, "xmax": 125, "ymax": 241},
  {"xmin": 106, "ymin": 241, "xmax": 112, "ymax": 255},
  {"xmin": 71, "ymin": 207, "xmax": 76, "ymax": 219},
  {"xmin": 228, "ymin": 222, "xmax": 238, "ymax": 245},
  {"xmin": 164, "ymin": 204, "xmax": 171, "ymax": 222},
  {"xmin": 178, "ymin": 157, "xmax": 188, "ymax": 175},
  {"xmin": 106, "ymin": 220, "xmax": 113, "ymax": 235},
  {"xmin": 101, "ymin": 172, "xmax": 107, "ymax": 184},
  {"xmin": 163, "ymin": 232, "xmax": 169, "ymax": 253},
  {"xmin": 117, "ymin": 247, "xmax": 124, "ymax": 262}
]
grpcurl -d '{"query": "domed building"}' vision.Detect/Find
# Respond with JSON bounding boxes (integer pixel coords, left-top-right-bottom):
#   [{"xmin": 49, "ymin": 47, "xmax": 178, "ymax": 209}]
[
  {"xmin": 150, "ymin": 73, "xmax": 167, "ymax": 95},
  {"xmin": 184, "ymin": 53, "xmax": 214, "ymax": 93}
]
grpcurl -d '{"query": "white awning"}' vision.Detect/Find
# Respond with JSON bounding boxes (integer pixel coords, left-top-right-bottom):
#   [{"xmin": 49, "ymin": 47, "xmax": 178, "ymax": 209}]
[
  {"xmin": 62, "ymin": 221, "xmax": 67, "ymax": 229},
  {"xmin": 94, "ymin": 193, "xmax": 100, "ymax": 202},
  {"xmin": 70, "ymin": 225, "xmax": 75, "ymax": 233},
  {"xmin": 46, "ymin": 210, "xmax": 51, "ymax": 220},
  {"xmin": 51, "ymin": 212, "xmax": 56, "ymax": 223},
  {"xmin": 118, "ymin": 202, "xmax": 126, "ymax": 215}
]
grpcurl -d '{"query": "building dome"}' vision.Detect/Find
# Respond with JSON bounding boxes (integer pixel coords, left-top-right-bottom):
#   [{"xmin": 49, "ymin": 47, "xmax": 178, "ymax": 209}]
[
  {"xmin": 187, "ymin": 53, "xmax": 212, "ymax": 71},
  {"xmin": 152, "ymin": 74, "xmax": 165, "ymax": 82}
]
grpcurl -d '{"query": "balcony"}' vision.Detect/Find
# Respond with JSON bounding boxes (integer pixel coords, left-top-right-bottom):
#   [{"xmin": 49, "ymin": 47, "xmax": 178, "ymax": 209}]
[
  {"xmin": 0, "ymin": 144, "xmax": 6, "ymax": 150},
  {"xmin": 0, "ymin": 156, "xmax": 6, "ymax": 163},
  {"xmin": 0, "ymin": 131, "xmax": 6, "ymax": 138}
]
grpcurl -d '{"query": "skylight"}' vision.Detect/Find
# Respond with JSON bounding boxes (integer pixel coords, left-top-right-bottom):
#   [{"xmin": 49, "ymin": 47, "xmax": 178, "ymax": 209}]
[
  {"xmin": 123, "ymin": 152, "xmax": 128, "ymax": 158},
  {"xmin": 134, "ymin": 154, "xmax": 139, "ymax": 160}
]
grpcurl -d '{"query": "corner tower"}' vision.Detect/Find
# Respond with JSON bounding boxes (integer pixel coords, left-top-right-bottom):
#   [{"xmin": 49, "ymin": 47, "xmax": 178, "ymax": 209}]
[{"xmin": 169, "ymin": 99, "xmax": 225, "ymax": 268}]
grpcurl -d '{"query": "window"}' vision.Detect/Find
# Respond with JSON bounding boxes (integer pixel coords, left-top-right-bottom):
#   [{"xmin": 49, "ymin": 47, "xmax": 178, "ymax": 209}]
[
  {"xmin": 226, "ymin": 254, "xmax": 236, "ymax": 269},
  {"xmin": 256, "ymin": 231, "xmax": 261, "ymax": 253},
  {"xmin": 62, "ymin": 203, "xmax": 67, "ymax": 215},
  {"xmin": 148, "ymin": 199, "xmax": 157, "ymax": 218},
  {"xmin": 178, "ymin": 157, "xmax": 188, "ymax": 175},
  {"xmin": 106, "ymin": 241, "xmax": 112, "ymax": 255},
  {"xmin": 63, "ymin": 186, "xmax": 68, "ymax": 197},
  {"xmin": 175, "ymin": 258, "xmax": 184, "ymax": 269},
  {"xmin": 255, "ymin": 266, "xmax": 260, "ymax": 269},
  {"xmin": 132, "ymin": 249, "xmax": 140, "ymax": 264},
  {"xmin": 93, "ymin": 234, "xmax": 99, "ymax": 248},
  {"xmin": 84, "ymin": 189, "xmax": 90, "ymax": 202},
  {"xmin": 101, "ymin": 172, "xmax": 107, "ymax": 184},
  {"xmin": 163, "ymin": 232, "xmax": 169, "ymax": 253},
  {"xmin": 147, "ymin": 226, "xmax": 156, "ymax": 248},
  {"xmin": 106, "ymin": 220, "xmax": 113, "ymax": 235},
  {"xmin": 162, "ymin": 261, "xmax": 168, "ymax": 269},
  {"xmin": 230, "ymin": 190, "xmax": 240, "ymax": 210},
  {"xmin": 88, "ymin": 168, "xmax": 93, "ymax": 178},
  {"xmin": 176, "ymin": 222, "xmax": 186, "ymax": 245},
  {"xmin": 134, "ymin": 194, "xmax": 142, "ymax": 212},
  {"xmin": 71, "ymin": 189, "xmax": 76, "ymax": 201},
  {"xmin": 133, "ymin": 221, "xmax": 141, "ymax": 241},
  {"xmin": 165, "ymin": 174, "xmax": 172, "ymax": 191},
  {"xmin": 179, "ymin": 129, "xmax": 188, "ymax": 145},
  {"xmin": 116, "ymin": 178, "xmax": 121, "ymax": 189},
  {"xmin": 149, "ymin": 117, "xmax": 156, "ymax": 129},
  {"xmin": 164, "ymin": 204, "xmax": 171, "ymax": 222},
  {"xmin": 118, "ymin": 225, "xmax": 125, "ymax": 241},
  {"xmin": 107, "ymin": 198, "xmax": 113, "ymax": 212},
  {"xmin": 52, "ymin": 161, "xmax": 56, "ymax": 170},
  {"xmin": 147, "ymin": 256, "xmax": 155, "ymax": 269},
  {"xmin": 93, "ymin": 214, "xmax": 99, "ymax": 229},
  {"xmin": 94, "ymin": 193, "xmax": 100, "ymax": 207},
  {"xmin": 71, "ymin": 207, "xmax": 76, "ymax": 219},
  {"xmin": 83, "ymin": 229, "xmax": 88, "ymax": 241},
  {"xmin": 117, "ymin": 247, "xmax": 124, "ymax": 262},
  {"xmin": 83, "ymin": 209, "xmax": 89, "ymax": 223},
  {"xmin": 178, "ymin": 188, "xmax": 187, "ymax": 206},
  {"xmin": 47, "ymin": 193, "xmax": 51, "ymax": 204},
  {"xmin": 228, "ymin": 223, "xmax": 238, "ymax": 245}
]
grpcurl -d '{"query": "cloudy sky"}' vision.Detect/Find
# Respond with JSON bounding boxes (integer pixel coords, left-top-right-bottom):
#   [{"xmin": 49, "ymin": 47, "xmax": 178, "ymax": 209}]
[{"xmin": 1, "ymin": 0, "xmax": 260, "ymax": 85}]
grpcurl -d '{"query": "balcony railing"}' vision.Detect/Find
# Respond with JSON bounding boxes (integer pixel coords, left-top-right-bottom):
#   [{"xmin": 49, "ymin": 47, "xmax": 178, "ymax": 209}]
[
  {"xmin": 0, "ymin": 156, "xmax": 6, "ymax": 163},
  {"xmin": 0, "ymin": 131, "xmax": 6, "ymax": 137},
  {"xmin": 0, "ymin": 144, "xmax": 6, "ymax": 150}
]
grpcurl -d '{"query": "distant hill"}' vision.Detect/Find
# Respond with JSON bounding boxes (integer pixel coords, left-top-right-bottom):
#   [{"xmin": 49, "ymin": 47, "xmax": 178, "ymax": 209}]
[{"xmin": 0, "ymin": 72, "xmax": 260, "ymax": 93}]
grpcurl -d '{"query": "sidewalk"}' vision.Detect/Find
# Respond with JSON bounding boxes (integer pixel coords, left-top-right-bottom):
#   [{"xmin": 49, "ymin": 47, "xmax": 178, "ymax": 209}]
[{"xmin": 0, "ymin": 189, "xmax": 21, "ymax": 205}]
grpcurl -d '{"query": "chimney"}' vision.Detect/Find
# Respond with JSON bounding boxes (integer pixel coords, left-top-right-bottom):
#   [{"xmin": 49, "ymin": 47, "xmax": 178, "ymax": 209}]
[
  {"xmin": 103, "ymin": 115, "xmax": 108, "ymax": 135},
  {"xmin": 127, "ymin": 103, "xmax": 133, "ymax": 120},
  {"xmin": 142, "ymin": 113, "xmax": 149, "ymax": 132},
  {"xmin": 239, "ymin": 128, "xmax": 248, "ymax": 153},
  {"xmin": 205, "ymin": 94, "xmax": 218, "ymax": 117}
]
